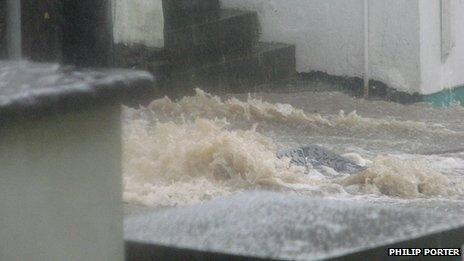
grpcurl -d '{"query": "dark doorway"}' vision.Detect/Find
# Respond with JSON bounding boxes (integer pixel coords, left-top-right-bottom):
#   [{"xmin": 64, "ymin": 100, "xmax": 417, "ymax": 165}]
[
  {"xmin": 61, "ymin": 0, "xmax": 113, "ymax": 67},
  {"xmin": 21, "ymin": 0, "xmax": 63, "ymax": 62}
]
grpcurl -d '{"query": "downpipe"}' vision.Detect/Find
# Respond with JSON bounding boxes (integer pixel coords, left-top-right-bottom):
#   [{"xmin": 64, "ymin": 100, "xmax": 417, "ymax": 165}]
[
  {"xmin": 6, "ymin": 0, "xmax": 22, "ymax": 59},
  {"xmin": 363, "ymin": 0, "xmax": 369, "ymax": 97}
]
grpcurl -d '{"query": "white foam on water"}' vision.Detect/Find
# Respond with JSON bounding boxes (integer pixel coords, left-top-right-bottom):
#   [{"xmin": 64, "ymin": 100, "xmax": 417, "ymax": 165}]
[
  {"xmin": 343, "ymin": 155, "xmax": 463, "ymax": 198},
  {"xmin": 145, "ymin": 89, "xmax": 461, "ymax": 139},
  {"xmin": 122, "ymin": 116, "xmax": 325, "ymax": 207},
  {"xmin": 122, "ymin": 89, "xmax": 464, "ymax": 207}
]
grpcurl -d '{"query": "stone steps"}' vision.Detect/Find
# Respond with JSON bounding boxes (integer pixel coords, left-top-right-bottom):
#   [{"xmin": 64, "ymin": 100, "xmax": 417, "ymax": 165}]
[
  {"xmin": 163, "ymin": 0, "xmax": 220, "ymax": 30},
  {"xmin": 165, "ymin": 9, "xmax": 259, "ymax": 68},
  {"xmin": 169, "ymin": 42, "xmax": 296, "ymax": 93},
  {"xmin": 115, "ymin": 4, "xmax": 296, "ymax": 96}
]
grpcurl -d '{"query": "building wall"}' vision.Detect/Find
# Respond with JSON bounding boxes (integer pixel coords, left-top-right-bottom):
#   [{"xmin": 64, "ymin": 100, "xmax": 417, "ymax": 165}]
[
  {"xmin": 109, "ymin": 0, "xmax": 464, "ymax": 95},
  {"xmin": 222, "ymin": 0, "xmax": 365, "ymax": 78},
  {"xmin": 445, "ymin": 0, "xmax": 464, "ymax": 92},
  {"xmin": 369, "ymin": 0, "xmax": 421, "ymax": 93},
  {"xmin": 419, "ymin": 0, "xmax": 442, "ymax": 95},
  {"xmin": 113, "ymin": 0, "xmax": 164, "ymax": 48},
  {"xmin": 222, "ymin": 0, "xmax": 461, "ymax": 95},
  {"xmin": 419, "ymin": 0, "xmax": 464, "ymax": 95}
]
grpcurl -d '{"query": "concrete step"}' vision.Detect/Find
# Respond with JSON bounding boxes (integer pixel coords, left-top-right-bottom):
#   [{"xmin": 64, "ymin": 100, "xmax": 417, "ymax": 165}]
[
  {"xmin": 114, "ymin": 44, "xmax": 170, "ymax": 67},
  {"xmin": 163, "ymin": 0, "xmax": 220, "ymax": 30},
  {"xmin": 165, "ymin": 9, "xmax": 259, "ymax": 67},
  {"xmin": 113, "ymin": 44, "xmax": 171, "ymax": 84},
  {"xmin": 170, "ymin": 42, "xmax": 296, "ymax": 93}
]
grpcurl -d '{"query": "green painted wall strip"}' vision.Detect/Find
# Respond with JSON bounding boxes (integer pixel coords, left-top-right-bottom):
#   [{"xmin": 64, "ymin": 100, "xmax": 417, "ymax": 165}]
[{"xmin": 423, "ymin": 85, "xmax": 464, "ymax": 107}]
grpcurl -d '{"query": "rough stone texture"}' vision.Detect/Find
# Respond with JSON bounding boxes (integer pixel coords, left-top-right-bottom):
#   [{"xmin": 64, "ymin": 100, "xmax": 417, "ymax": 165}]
[
  {"xmin": 125, "ymin": 191, "xmax": 464, "ymax": 260},
  {"xmin": 0, "ymin": 61, "xmax": 155, "ymax": 122},
  {"xmin": 126, "ymin": 225, "xmax": 464, "ymax": 260},
  {"xmin": 126, "ymin": 241, "xmax": 270, "ymax": 261}
]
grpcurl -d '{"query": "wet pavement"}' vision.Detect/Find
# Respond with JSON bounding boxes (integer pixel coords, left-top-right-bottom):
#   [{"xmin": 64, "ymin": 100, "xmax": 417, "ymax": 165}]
[{"xmin": 125, "ymin": 192, "xmax": 464, "ymax": 260}]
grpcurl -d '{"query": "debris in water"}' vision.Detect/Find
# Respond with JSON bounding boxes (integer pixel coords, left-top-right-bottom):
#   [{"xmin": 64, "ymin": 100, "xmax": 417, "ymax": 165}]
[{"xmin": 277, "ymin": 145, "xmax": 367, "ymax": 174}]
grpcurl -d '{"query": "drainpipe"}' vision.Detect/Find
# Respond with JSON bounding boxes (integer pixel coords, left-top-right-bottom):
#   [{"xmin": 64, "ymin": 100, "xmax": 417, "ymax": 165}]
[
  {"xmin": 363, "ymin": 0, "xmax": 369, "ymax": 97},
  {"xmin": 6, "ymin": 0, "xmax": 22, "ymax": 59}
]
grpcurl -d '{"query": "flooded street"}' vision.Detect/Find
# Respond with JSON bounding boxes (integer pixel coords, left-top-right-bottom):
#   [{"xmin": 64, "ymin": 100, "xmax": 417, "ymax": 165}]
[
  {"xmin": 123, "ymin": 85, "xmax": 464, "ymax": 259},
  {"xmin": 122, "ymin": 86, "xmax": 464, "ymax": 206},
  {"xmin": 6, "ymin": 1, "xmax": 464, "ymax": 260}
]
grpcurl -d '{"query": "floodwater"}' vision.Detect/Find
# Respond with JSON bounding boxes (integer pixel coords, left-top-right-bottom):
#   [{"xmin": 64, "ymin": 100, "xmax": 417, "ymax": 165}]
[{"xmin": 123, "ymin": 83, "xmax": 464, "ymax": 259}]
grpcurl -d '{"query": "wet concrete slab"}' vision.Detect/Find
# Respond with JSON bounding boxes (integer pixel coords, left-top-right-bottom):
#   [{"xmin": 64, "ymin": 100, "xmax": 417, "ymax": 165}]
[
  {"xmin": 0, "ymin": 61, "xmax": 155, "ymax": 122},
  {"xmin": 124, "ymin": 191, "xmax": 464, "ymax": 260}
]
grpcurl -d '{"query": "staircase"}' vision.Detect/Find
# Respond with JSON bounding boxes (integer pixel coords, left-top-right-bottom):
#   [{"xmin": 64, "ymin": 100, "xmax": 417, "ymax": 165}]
[{"xmin": 114, "ymin": 0, "xmax": 296, "ymax": 98}]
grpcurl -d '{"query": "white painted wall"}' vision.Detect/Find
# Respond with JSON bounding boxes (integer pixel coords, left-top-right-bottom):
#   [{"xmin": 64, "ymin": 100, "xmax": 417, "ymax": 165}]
[
  {"xmin": 222, "ymin": 0, "xmax": 365, "ymax": 77},
  {"xmin": 444, "ymin": 0, "xmax": 464, "ymax": 92},
  {"xmin": 419, "ymin": 0, "xmax": 442, "ymax": 95},
  {"xmin": 222, "ymin": 0, "xmax": 464, "ymax": 94},
  {"xmin": 113, "ymin": 0, "xmax": 164, "ymax": 48},
  {"xmin": 109, "ymin": 0, "xmax": 464, "ymax": 94},
  {"xmin": 369, "ymin": 0, "xmax": 421, "ymax": 93},
  {"xmin": 419, "ymin": 0, "xmax": 464, "ymax": 95}
]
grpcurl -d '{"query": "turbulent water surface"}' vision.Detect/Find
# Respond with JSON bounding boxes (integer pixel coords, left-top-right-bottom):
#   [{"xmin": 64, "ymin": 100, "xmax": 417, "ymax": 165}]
[
  {"xmin": 122, "ymin": 87, "xmax": 464, "ymax": 259},
  {"xmin": 122, "ymin": 88, "xmax": 464, "ymax": 207}
]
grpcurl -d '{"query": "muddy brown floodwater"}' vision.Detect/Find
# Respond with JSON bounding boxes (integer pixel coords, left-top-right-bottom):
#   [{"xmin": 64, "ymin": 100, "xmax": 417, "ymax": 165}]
[{"xmin": 123, "ymin": 85, "xmax": 464, "ymax": 259}]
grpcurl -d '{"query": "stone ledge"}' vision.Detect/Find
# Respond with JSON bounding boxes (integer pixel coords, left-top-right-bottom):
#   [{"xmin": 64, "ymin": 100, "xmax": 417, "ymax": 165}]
[{"xmin": 0, "ymin": 61, "xmax": 155, "ymax": 122}]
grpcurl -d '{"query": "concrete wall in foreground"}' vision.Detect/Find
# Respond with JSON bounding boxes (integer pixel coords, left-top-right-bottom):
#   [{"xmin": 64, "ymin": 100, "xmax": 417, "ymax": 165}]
[
  {"xmin": 113, "ymin": 0, "xmax": 164, "ymax": 48},
  {"xmin": 0, "ymin": 105, "xmax": 123, "ymax": 261},
  {"xmin": 222, "ymin": 0, "xmax": 464, "ymax": 95}
]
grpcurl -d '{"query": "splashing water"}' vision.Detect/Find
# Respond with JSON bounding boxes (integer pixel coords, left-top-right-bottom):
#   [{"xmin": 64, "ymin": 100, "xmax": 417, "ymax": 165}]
[{"xmin": 122, "ymin": 89, "xmax": 464, "ymax": 207}]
